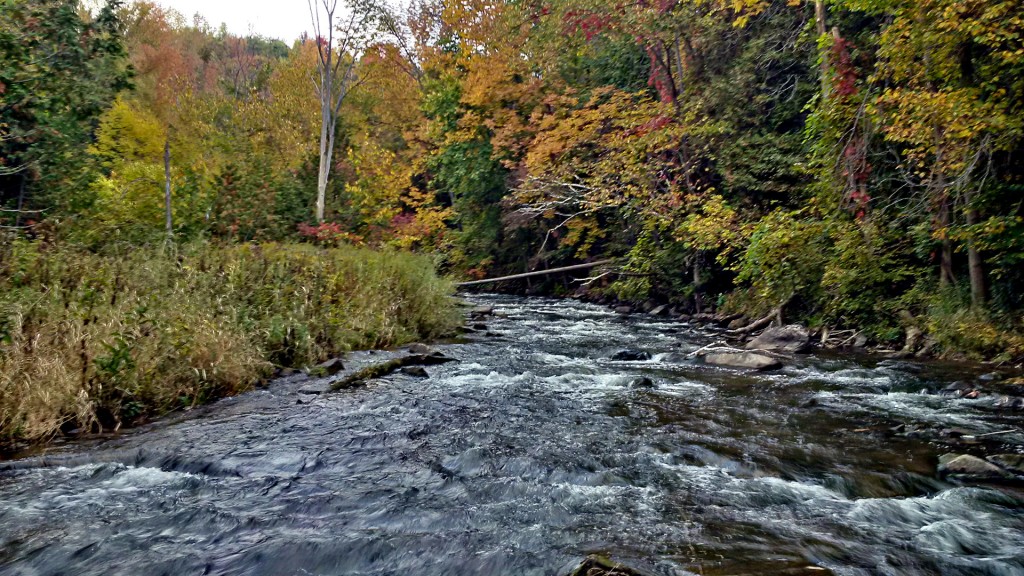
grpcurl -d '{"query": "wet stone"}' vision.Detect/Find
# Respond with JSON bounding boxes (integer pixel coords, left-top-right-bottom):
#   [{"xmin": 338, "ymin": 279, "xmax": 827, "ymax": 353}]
[
  {"xmin": 987, "ymin": 454, "xmax": 1024, "ymax": 476},
  {"xmin": 407, "ymin": 343, "xmax": 433, "ymax": 354},
  {"xmin": 401, "ymin": 366, "xmax": 429, "ymax": 378},
  {"xmin": 747, "ymin": 325, "xmax": 811, "ymax": 353},
  {"xmin": 610, "ymin": 349, "xmax": 651, "ymax": 361},
  {"xmin": 705, "ymin": 351, "xmax": 783, "ymax": 370},
  {"xmin": 628, "ymin": 377, "xmax": 655, "ymax": 389},
  {"xmin": 938, "ymin": 454, "xmax": 1010, "ymax": 480}
]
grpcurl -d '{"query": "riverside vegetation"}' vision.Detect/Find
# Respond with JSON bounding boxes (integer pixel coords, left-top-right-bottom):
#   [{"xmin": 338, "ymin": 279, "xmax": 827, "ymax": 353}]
[
  {"xmin": 2, "ymin": 1, "xmax": 1024, "ymax": 439},
  {"xmin": 0, "ymin": 241, "xmax": 459, "ymax": 442}
]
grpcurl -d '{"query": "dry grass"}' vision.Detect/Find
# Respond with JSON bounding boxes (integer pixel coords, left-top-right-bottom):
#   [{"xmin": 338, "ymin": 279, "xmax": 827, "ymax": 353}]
[{"xmin": 0, "ymin": 241, "xmax": 459, "ymax": 443}]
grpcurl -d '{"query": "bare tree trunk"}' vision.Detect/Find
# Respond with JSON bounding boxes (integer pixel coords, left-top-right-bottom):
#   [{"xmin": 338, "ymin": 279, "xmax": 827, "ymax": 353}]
[
  {"xmin": 938, "ymin": 193, "xmax": 955, "ymax": 287},
  {"xmin": 316, "ymin": 93, "xmax": 331, "ymax": 223},
  {"xmin": 966, "ymin": 206, "xmax": 986, "ymax": 308},
  {"xmin": 815, "ymin": 0, "xmax": 829, "ymax": 99},
  {"xmin": 164, "ymin": 138, "xmax": 173, "ymax": 242}
]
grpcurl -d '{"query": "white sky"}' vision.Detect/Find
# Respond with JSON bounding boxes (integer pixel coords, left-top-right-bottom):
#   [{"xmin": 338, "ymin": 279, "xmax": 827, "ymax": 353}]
[{"xmin": 155, "ymin": 0, "xmax": 312, "ymax": 43}]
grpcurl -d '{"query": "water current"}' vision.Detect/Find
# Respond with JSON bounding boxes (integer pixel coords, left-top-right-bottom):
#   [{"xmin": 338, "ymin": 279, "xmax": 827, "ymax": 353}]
[{"xmin": 1, "ymin": 295, "xmax": 1022, "ymax": 575}]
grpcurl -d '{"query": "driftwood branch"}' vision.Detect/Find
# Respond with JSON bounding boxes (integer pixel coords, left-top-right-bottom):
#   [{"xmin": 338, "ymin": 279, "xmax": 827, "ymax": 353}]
[
  {"xmin": 457, "ymin": 259, "xmax": 615, "ymax": 288},
  {"xmin": 725, "ymin": 307, "xmax": 781, "ymax": 336}
]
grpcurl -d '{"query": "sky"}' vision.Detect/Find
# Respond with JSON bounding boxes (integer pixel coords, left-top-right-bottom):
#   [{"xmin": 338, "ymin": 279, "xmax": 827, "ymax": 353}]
[{"xmin": 155, "ymin": 0, "xmax": 312, "ymax": 43}]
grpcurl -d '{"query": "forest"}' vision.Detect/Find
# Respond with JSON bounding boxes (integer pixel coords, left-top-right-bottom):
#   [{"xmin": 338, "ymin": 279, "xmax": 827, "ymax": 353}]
[{"xmin": 2, "ymin": 0, "xmax": 1024, "ymax": 439}]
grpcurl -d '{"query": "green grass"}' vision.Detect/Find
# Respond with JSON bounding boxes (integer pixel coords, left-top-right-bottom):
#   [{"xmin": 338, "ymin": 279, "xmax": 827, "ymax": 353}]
[{"xmin": 0, "ymin": 240, "xmax": 460, "ymax": 443}]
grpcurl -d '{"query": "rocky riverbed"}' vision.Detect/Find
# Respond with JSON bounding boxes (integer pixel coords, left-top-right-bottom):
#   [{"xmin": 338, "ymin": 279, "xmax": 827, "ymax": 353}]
[{"xmin": 1, "ymin": 294, "xmax": 1021, "ymax": 575}]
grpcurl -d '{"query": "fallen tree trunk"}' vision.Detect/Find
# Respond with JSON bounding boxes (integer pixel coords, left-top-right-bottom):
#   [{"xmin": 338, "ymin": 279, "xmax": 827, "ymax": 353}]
[
  {"xmin": 456, "ymin": 259, "xmax": 615, "ymax": 288},
  {"xmin": 725, "ymin": 306, "xmax": 781, "ymax": 336}
]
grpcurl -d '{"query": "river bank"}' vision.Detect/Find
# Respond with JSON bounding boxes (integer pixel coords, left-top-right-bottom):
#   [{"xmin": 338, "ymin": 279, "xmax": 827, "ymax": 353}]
[
  {"xmin": 0, "ymin": 241, "xmax": 460, "ymax": 448},
  {"xmin": 1, "ymin": 294, "xmax": 1021, "ymax": 575}
]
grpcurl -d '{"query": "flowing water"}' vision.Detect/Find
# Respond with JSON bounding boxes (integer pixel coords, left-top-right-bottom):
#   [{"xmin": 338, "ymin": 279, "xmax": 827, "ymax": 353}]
[{"xmin": 1, "ymin": 295, "xmax": 1022, "ymax": 576}]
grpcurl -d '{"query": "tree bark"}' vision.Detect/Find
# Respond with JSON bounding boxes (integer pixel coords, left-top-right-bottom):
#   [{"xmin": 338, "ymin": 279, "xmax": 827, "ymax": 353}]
[
  {"xmin": 966, "ymin": 206, "xmax": 986, "ymax": 308},
  {"xmin": 815, "ymin": 0, "xmax": 830, "ymax": 100},
  {"xmin": 164, "ymin": 138, "xmax": 172, "ymax": 242},
  {"xmin": 937, "ymin": 193, "xmax": 955, "ymax": 287}
]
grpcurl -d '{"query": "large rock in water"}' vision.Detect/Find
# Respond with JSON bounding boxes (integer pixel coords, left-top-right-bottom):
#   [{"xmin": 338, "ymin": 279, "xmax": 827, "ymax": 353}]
[
  {"xmin": 747, "ymin": 325, "xmax": 811, "ymax": 353},
  {"xmin": 987, "ymin": 454, "xmax": 1024, "ymax": 476},
  {"xmin": 938, "ymin": 454, "xmax": 1010, "ymax": 480},
  {"xmin": 705, "ymin": 352, "xmax": 782, "ymax": 370}
]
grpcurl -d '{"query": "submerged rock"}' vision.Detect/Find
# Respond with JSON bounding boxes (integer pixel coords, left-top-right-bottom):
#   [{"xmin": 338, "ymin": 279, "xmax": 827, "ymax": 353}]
[
  {"xmin": 310, "ymin": 358, "xmax": 345, "ymax": 377},
  {"xmin": 628, "ymin": 377, "xmax": 655, "ymax": 389},
  {"xmin": 407, "ymin": 343, "xmax": 433, "ymax": 354},
  {"xmin": 567, "ymin": 555, "xmax": 650, "ymax": 576},
  {"xmin": 987, "ymin": 454, "xmax": 1024, "ymax": 476},
  {"xmin": 401, "ymin": 366, "xmax": 429, "ymax": 377},
  {"xmin": 938, "ymin": 454, "xmax": 1010, "ymax": 480},
  {"xmin": 705, "ymin": 352, "xmax": 782, "ymax": 370},
  {"xmin": 610, "ymin": 349, "xmax": 651, "ymax": 361},
  {"xmin": 747, "ymin": 324, "xmax": 810, "ymax": 353}
]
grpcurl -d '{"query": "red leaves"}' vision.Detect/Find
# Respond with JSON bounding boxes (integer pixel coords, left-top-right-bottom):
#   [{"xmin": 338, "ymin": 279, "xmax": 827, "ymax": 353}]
[
  {"xmin": 831, "ymin": 36, "xmax": 858, "ymax": 98},
  {"xmin": 297, "ymin": 222, "xmax": 363, "ymax": 246},
  {"xmin": 562, "ymin": 10, "xmax": 614, "ymax": 41}
]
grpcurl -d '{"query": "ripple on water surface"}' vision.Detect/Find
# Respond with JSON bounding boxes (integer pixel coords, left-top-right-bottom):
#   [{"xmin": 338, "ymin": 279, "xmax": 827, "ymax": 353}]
[{"xmin": 1, "ymin": 294, "xmax": 1022, "ymax": 576}]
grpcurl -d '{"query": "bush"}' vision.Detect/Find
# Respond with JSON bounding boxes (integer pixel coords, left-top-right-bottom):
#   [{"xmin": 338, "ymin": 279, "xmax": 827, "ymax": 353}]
[{"xmin": 0, "ymin": 241, "xmax": 459, "ymax": 443}]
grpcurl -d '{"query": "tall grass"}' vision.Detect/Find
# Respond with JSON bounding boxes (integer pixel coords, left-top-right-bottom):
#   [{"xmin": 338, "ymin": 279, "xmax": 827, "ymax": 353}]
[{"xmin": 0, "ymin": 241, "xmax": 459, "ymax": 443}]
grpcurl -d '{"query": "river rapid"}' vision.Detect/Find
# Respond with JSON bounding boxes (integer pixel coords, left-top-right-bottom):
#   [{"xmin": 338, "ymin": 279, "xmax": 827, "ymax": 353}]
[{"xmin": 1, "ymin": 295, "xmax": 1022, "ymax": 576}]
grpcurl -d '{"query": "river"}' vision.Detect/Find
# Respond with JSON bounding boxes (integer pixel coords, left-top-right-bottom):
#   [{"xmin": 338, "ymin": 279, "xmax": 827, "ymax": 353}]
[{"xmin": 1, "ymin": 295, "xmax": 1022, "ymax": 575}]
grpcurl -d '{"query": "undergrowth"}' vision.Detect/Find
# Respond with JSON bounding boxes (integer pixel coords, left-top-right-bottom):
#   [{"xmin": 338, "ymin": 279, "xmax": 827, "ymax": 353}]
[{"xmin": 0, "ymin": 240, "xmax": 459, "ymax": 443}]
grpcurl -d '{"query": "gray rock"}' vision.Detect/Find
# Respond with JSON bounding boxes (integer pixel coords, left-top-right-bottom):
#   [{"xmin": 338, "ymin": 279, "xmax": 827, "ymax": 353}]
[
  {"xmin": 978, "ymin": 372, "xmax": 1003, "ymax": 382},
  {"xmin": 727, "ymin": 317, "xmax": 747, "ymax": 330},
  {"xmin": 938, "ymin": 454, "xmax": 1010, "ymax": 480},
  {"xmin": 470, "ymin": 306, "xmax": 493, "ymax": 318},
  {"xmin": 610, "ymin": 349, "xmax": 651, "ymax": 361},
  {"xmin": 746, "ymin": 325, "xmax": 811, "ymax": 353},
  {"xmin": 614, "ymin": 305, "xmax": 633, "ymax": 314},
  {"xmin": 853, "ymin": 334, "xmax": 869, "ymax": 348},
  {"xmin": 995, "ymin": 396, "xmax": 1024, "ymax": 410},
  {"xmin": 407, "ymin": 343, "xmax": 433, "ymax": 354},
  {"xmin": 628, "ymin": 377, "xmax": 655, "ymax": 389},
  {"xmin": 315, "ymin": 358, "xmax": 345, "ymax": 376},
  {"xmin": 401, "ymin": 366, "xmax": 429, "ymax": 377},
  {"xmin": 987, "ymin": 454, "xmax": 1024, "ymax": 476},
  {"xmin": 705, "ymin": 352, "xmax": 783, "ymax": 370},
  {"xmin": 650, "ymin": 304, "xmax": 668, "ymax": 316},
  {"xmin": 278, "ymin": 367, "xmax": 298, "ymax": 377}
]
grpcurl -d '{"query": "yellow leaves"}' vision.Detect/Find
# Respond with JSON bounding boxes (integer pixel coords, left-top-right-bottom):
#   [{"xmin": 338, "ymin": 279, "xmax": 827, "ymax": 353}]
[
  {"xmin": 91, "ymin": 97, "xmax": 167, "ymax": 168},
  {"xmin": 877, "ymin": 86, "xmax": 1016, "ymax": 176}
]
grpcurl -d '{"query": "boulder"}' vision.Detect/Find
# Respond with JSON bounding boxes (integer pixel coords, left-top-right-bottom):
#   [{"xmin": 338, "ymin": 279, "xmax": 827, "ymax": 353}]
[
  {"xmin": 313, "ymin": 358, "xmax": 345, "ymax": 376},
  {"xmin": 995, "ymin": 396, "xmax": 1024, "ymax": 410},
  {"xmin": 987, "ymin": 454, "xmax": 1024, "ymax": 476},
  {"xmin": 568, "ymin": 555, "xmax": 650, "ymax": 576},
  {"xmin": 938, "ymin": 454, "xmax": 1010, "ymax": 480},
  {"xmin": 628, "ymin": 377, "xmax": 655, "ymax": 389},
  {"xmin": 978, "ymin": 372, "xmax": 1003, "ymax": 383},
  {"xmin": 614, "ymin": 305, "xmax": 633, "ymax": 314},
  {"xmin": 705, "ymin": 352, "xmax": 782, "ymax": 370},
  {"xmin": 853, "ymin": 333, "xmax": 869, "ymax": 348},
  {"xmin": 401, "ymin": 366, "xmax": 429, "ymax": 378},
  {"xmin": 469, "ymin": 306, "xmax": 493, "ymax": 318},
  {"xmin": 407, "ymin": 343, "xmax": 433, "ymax": 354},
  {"xmin": 649, "ymin": 304, "xmax": 668, "ymax": 316},
  {"xmin": 610, "ymin": 349, "xmax": 651, "ymax": 361},
  {"xmin": 746, "ymin": 325, "xmax": 810, "ymax": 353},
  {"xmin": 727, "ymin": 317, "xmax": 747, "ymax": 330}
]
